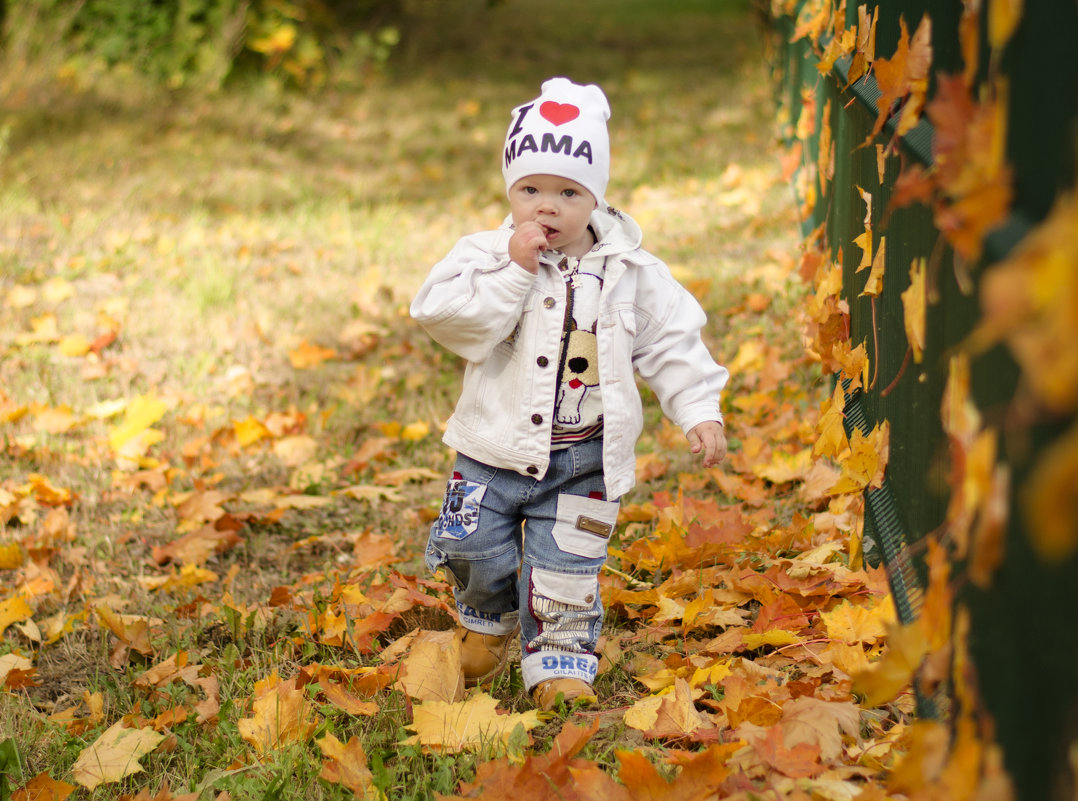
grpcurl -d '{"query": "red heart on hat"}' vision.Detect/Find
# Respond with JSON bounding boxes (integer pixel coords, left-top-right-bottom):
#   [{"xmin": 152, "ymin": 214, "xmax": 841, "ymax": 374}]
[{"xmin": 540, "ymin": 101, "xmax": 579, "ymax": 126}]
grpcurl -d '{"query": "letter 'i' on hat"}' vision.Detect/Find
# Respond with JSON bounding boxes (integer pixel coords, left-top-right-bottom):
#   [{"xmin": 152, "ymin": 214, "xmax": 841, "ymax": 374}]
[{"xmin": 502, "ymin": 77, "xmax": 611, "ymax": 204}]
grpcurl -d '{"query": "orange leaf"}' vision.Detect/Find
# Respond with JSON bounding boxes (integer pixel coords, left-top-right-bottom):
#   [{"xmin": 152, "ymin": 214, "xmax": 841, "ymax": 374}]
[
  {"xmin": 12, "ymin": 772, "xmax": 77, "ymax": 801},
  {"xmin": 321, "ymin": 680, "xmax": 379, "ymax": 717},
  {"xmin": 451, "ymin": 719, "xmax": 602, "ymax": 800},
  {"xmin": 317, "ymin": 733, "xmax": 383, "ymax": 800},
  {"xmin": 616, "ymin": 745, "xmax": 736, "ymax": 801},
  {"xmin": 288, "ymin": 339, "xmax": 337, "ymax": 369},
  {"xmin": 780, "ymin": 696, "xmax": 862, "ymax": 761},
  {"xmin": 749, "ymin": 723, "xmax": 825, "ymax": 778},
  {"xmin": 96, "ymin": 606, "xmax": 154, "ymax": 656},
  {"xmin": 869, "ymin": 15, "xmax": 933, "ymax": 142}
]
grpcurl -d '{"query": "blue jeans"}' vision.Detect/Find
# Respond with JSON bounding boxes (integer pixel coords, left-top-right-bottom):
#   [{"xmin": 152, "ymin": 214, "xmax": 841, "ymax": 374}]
[{"xmin": 424, "ymin": 437, "xmax": 619, "ymax": 690}]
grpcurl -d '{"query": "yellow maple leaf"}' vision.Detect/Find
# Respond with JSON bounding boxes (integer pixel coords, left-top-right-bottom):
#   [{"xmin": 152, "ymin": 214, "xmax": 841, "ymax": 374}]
[
  {"xmin": 108, "ymin": 395, "xmax": 167, "ymax": 452},
  {"xmin": 0, "ymin": 595, "xmax": 33, "ymax": 636},
  {"xmin": 71, "ymin": 721, "xmax": 165, "ymax": 790},
  {"xmin": 396, "ymin": 629, "xmax": 464, "ymax": 703},
  {"xmin": 754, "ymin": 447, "xmax": 813, "ymax": 485},
  {"xmin": 860, "ymin": 235, "xmax": 886, "ymax": 297},
  {"xmin": 0, "ymin": 542, "xmax": 24, "ymax": 570},
  {"xmin": 58, "ymin": 333, "xmax": 91, "ymax": 357},
  {"xmin": 237, "ymin": 676, "xmax": 319, "ymax": 753},
  {"xmin": 814, "ymin": 381, "xmax": 848, "ymax": 459},
  {"xmin": 853, "ymin": 230, "xmax": 873, "ymax": 271},
  {"xmin": 403, "ymin": 693, "xmax": 542, "ymax": 753},
  {"xmin": 821, "ymin": 599, "xmax": 895, "ymax": 645},
  {"xmin": 902, "ymin": 258, "xmax": 927, "ymax": 362},
  {"xmin": 829, "ymin": 423, "xmax": 889, "ymax": 494},
  {"xmin": 234, "ymin": 415, "xmax": 271, "ymax": 447},
  {"xmin": 401, "ymin": 421, "xmax": 431, "ymax": 441},
  {"xmin": 852, "ymin": 618, "xmax": 929, "ymax": 707},
  {"xmin": 625, "ymin": 678, "xmax": 715, "ymax": 739}
]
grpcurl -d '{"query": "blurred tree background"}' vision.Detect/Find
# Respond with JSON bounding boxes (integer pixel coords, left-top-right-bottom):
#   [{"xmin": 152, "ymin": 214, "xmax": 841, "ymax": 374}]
[{"xmin": 0, "ymin": 0, "xmax": 410, "ymax": 94}]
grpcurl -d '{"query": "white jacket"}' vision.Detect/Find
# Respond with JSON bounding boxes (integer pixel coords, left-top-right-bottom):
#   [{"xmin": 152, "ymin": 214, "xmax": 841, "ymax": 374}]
[{"xmin": 410, "ymin": 206, "xmax": 728, "ymax": 500}]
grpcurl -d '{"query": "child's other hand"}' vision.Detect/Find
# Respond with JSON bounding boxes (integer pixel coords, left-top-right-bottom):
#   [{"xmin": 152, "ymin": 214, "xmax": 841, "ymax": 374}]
[
  {"xmin": 509, "ymin": 221, "xmax": 549, "ymax": 274},
  {"xmin": 687, "ymin": 421, "xmax": 727, "ymax": 468}
]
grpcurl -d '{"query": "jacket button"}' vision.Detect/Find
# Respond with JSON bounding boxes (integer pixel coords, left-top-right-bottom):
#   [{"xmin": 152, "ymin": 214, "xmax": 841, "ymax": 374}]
[
  {"xmin": 527, "ymin": 466, "xmax": 539, "ymax": 475},
  {"xmin": 531, "ymin": 414, "xmax": 543, "ymax": 424},
  {"xmin": 543, "ymin": 297, "xmax": 556, "ymax": 309},
  {"xmin": 537, "ymin": 356, "xmax": 549, "ymax": 367},
  {"xmin": 584, "ymin": 594, "xmax": 595, "ymax": 604}
]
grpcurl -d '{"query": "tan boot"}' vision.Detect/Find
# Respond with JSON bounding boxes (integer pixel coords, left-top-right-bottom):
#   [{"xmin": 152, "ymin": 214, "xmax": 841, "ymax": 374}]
[
  {"xmin": 458, "ymin": 626, "xmax": 516, "ymax": 687},
  {"xmin": 531, "ymin": 678, "xmax": 597, "ymax": 711}
]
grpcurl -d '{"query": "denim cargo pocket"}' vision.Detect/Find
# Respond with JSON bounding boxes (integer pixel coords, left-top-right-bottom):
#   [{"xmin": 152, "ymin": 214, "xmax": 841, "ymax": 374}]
[
  {"xmin": 549, "ymin": 494, "xmax": 619, "ymax": 560},
  {"xmin": 530, "ymin": 566, "xmax": 599, "ymax": 608},
  {"xmin": 431, "ymin": 478, "xmax": 486, "ymax": 541}
]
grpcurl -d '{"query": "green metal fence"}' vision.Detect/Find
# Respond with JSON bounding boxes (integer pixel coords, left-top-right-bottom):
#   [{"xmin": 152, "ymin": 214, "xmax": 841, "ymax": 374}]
[{"xmin": 772, "ymin": 0, "xmax": 1078, "ymax": 798}]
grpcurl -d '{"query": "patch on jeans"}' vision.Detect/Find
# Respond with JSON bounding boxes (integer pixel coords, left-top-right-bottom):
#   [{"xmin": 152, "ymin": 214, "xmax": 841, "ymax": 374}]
[{"xmin": 434, "ymin": 478, "xmax": 486, "ymax": 540}]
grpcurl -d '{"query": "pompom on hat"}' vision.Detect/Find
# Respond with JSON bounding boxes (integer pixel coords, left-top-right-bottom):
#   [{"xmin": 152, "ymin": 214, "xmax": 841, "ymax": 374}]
[{"xmin": 502, "ymin": 77, "xmax": 611, "ymax": 204}]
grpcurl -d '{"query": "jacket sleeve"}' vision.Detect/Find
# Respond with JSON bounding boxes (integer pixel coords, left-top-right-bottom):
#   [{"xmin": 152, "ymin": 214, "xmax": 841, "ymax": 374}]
[
  {"xmin": 631, "ymin": 266, "xmax": 729, "ymax": 434},
  {"xmin": 410, "ymin": 233, "xmax": 537, "ymax": 364}
]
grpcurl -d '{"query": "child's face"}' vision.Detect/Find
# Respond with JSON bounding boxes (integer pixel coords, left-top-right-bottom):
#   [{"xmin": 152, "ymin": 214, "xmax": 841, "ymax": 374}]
[{"xmin": 509, "ymin": 175, "xmax": 597, "ymax": 258}]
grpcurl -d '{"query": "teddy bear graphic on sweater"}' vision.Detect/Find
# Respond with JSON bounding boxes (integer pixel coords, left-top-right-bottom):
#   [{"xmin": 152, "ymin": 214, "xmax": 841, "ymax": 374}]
[{"xmin": 555, "ymin": 265, "xmax": 603, "ymax": 429}]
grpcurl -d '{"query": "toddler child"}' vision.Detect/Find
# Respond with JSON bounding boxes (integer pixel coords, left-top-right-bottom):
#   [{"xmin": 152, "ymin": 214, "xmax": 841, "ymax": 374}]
[{"xmin": 410, "ymin": 77, "xmax": 729, "ymax": 710}]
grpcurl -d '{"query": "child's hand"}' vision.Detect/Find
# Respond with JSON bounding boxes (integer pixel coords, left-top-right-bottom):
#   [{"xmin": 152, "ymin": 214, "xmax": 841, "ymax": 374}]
[
  {"xmin": 509, "ymin": 221, "xmax": 549, "ymax": 274},
  {"xmin": 687, "ymin": 421, "xmax": 727, "ymax": 468}
]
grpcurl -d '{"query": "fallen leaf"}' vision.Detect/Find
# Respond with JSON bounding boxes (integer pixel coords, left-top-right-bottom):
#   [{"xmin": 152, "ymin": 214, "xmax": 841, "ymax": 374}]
[
  {"xmin": 237, "ymin": 676, "xmax": 319, "ymax": 753},
  {"xmin": 317, "ymin": 733, "xmax": 385, "ymax": 800},
  {"xmin": 108, "ymin": 396, "xmax": 168, "ymax": 455},
  {"xmin": 12, "ymin": 772, "xmax": 77, "ymax": 801},
  {"xmin": 852, "ymin": 618, "xmax": 930, "ymax": 706},
  {"xmin": 402, "ymin": 692, "xmax": 542, "ymax": 753},
  {"xmin": 746, "ymin": 722, "xmax": 826, "ymax": 778},
  {"xmin": 71, "ymin": 722, "xmax": 166, "ymax": 790},
  {"xmin": 289, "ymin": 340, "xmax": 337, "ymax": 369},
  {"xmin": 396, "ymin": 629, "xmax": 464, "ymax": 703},
  {"xmin": 624, "ymin": 678, "xmax": 717, "ymax": 740},
  {"xmin": 0, "ymin": 594, "xmax": 32, "ymax": 635},
  {"xmin": 781, "ymin": 696, "xmax": 862, "ymax": 761}
]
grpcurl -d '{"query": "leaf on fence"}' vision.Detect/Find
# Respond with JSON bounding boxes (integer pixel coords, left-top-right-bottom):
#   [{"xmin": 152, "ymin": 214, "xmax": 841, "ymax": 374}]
[{"xmin": 901, "ymin": 257, "xmax": 927, "ymax": 362}]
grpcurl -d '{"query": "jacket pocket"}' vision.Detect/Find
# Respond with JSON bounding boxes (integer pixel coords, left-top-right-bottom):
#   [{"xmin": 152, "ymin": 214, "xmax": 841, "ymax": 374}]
[{"xmin": 550, "ymin": 494, "xmax": 619, "ymax": 560}]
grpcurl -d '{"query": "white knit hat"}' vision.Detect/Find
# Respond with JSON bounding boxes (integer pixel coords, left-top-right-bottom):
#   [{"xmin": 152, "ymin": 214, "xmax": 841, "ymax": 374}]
[{"xmin": 502, "ymin": 77, "xmax": 611, "ymax": 204}]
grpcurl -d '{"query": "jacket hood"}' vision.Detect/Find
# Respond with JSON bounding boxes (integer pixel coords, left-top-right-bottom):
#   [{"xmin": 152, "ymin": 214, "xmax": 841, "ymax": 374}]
[{"xmin": 501, "ymin": 204, "xmax": 644, "ymax": 258}]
